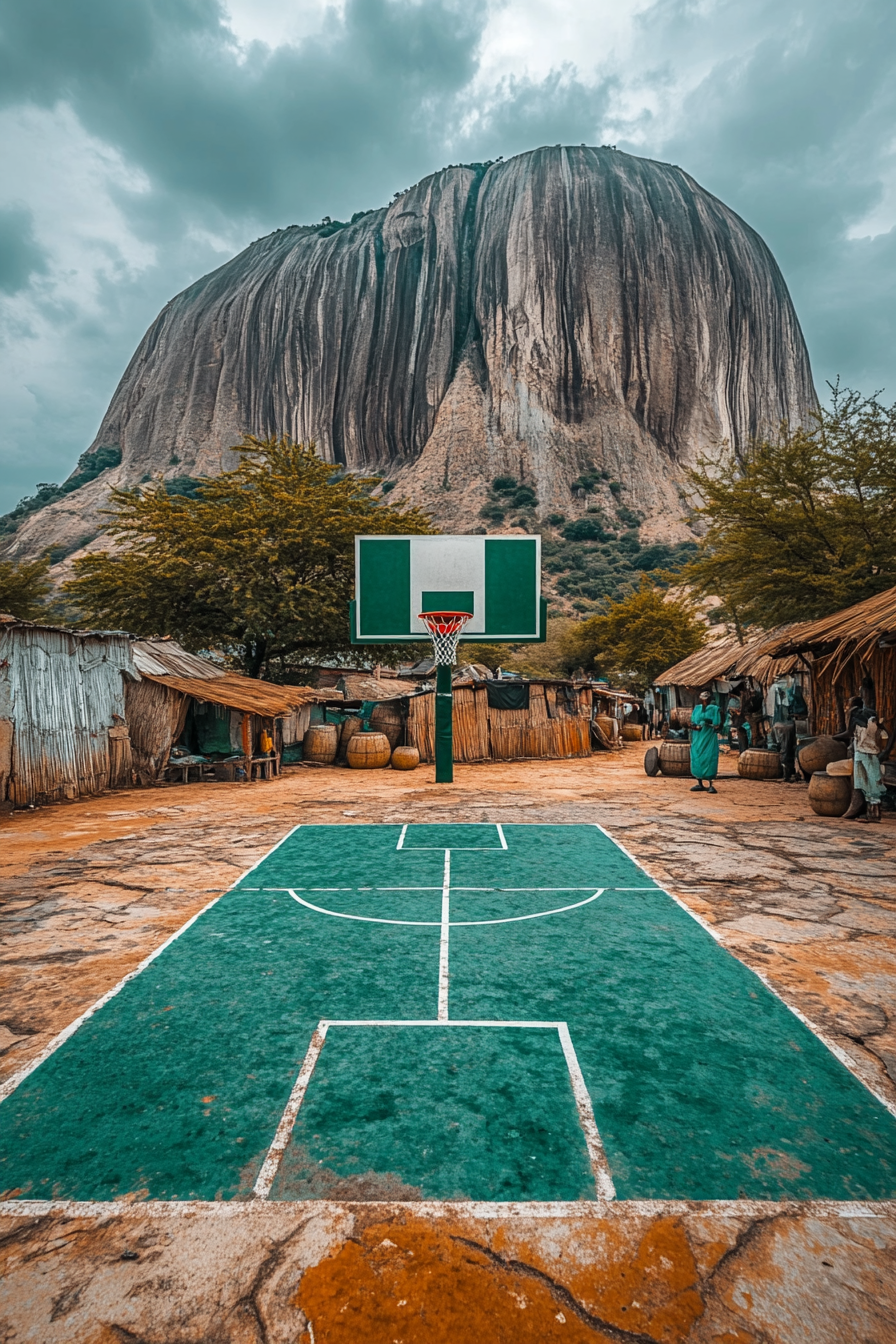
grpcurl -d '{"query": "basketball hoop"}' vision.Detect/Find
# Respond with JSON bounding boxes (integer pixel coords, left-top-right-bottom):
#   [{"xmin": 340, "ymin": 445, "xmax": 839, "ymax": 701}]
[{"xmin": 419, "ymin": 610, "xmax": 472, "ymax": 666}]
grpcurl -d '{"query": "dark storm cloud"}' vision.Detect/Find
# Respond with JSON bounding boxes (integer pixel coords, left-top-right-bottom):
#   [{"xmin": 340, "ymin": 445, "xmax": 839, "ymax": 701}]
[
  {"xmin": 0, "ymin": 206, "xmax": 47, "ymax": 294},
  {"xmin": 0, "ymin": 0, "xmax": 491, "ymax": 512},
  {"xmin": 462, "ymin": 68, "xmax": 615, "ymax": 165},
  {"xmin": 0, "ymin": 0, "xmax": 894, "ymax": 513},
  {"xmin": 0, "ymin": 0, "xmax": 486, "ymax": 221},
  {"xmin": 628, "ymin": 0, "xmax": 896, "ymax": 394}
]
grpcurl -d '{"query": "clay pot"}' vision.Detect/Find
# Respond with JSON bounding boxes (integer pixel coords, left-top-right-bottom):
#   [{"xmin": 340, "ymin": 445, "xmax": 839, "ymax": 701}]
[
  {"xmin": 658, "ymin": 740, "xmax": 691, "ymax": 777},
  {"xmin": 302, "ymin": 724, "xmax": 338, "ymax": 764},
  {"xmin": 347, "ymin": 731, "xmax": 392, "ymax": 769},
  {"xmin": 737, "ymin": 748, "xmax": 782, "ymax": 780},
  {"xmin": 797, "ymin": 735, "xmax": 848, "ymax": 777},
  {"xmin": 621, "ymin": 724, "xmax": 643, "ymax": 741},
  {"xmin": 808, "ymin": 770, "xmax": 852, "ymax": 817},
  {"xmin": 390, "ymin": 746, "xmax": 420, "ymax": 771}
]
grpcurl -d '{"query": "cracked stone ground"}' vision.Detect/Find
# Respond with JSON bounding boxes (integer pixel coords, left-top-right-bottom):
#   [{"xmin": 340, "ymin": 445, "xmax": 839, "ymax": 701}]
[{"xmin": 1, "ymin": 749, "xmax": 895, "ymax": 1341}]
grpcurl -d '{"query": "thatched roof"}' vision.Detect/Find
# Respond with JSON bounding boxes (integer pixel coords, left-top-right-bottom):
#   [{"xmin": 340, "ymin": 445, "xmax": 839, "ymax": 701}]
[
  {"xmin": 653, "ymin": 635, "xmax": 745, "ymax": 687},
  {"xmin": 759, "ymin": 585, "xmax": 896, "ymax": 660},
  {"xmin": 131, "ymin": 639, "xmax": 333, "ymax": 715},
  {"xmin": 654, "ymin": 628, "xmax": 801, "ymax": 687},
  {"xmin": 137, "ymin": 671, "xmax": 333, "ymax": 715},
  {"xmin": 729, "ymin": 628, "xmax": 803, "ymax": 679},
  {"xmin": 336, "ymin": 671, "xmax": 420, "ymax": 700}
]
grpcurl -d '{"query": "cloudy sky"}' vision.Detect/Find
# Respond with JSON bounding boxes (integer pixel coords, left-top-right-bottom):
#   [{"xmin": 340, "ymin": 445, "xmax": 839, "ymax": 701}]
[{"xmin": 1, "ymin": 0, "xmax": 894, "ymax": 512}]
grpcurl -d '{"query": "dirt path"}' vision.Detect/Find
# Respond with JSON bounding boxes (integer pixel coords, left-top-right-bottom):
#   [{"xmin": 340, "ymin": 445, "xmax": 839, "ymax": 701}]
[{"xmin": 2, "ymin": 747, "xmax": 895, "ymax": 1341}]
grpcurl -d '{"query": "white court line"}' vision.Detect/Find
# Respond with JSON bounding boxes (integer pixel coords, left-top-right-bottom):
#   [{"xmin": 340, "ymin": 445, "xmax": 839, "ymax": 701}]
[
  {"xmin": 285, "ymin": 889, "xmax": 605, "ymax": 927},
  {"xmin": 592, "ymin": 823, "xmax": 896, "ymax": 1123},
  {"xmin": 325, "ymin": 1019, "xmax": 565, "ymax": 1027},
  {"xmin": 0, "ymin": 825, "xmax": 305, "ymax": 1108},
  {"xmin": 438, "ymin": 851, "xmax": 451, "ymax": 1021},
  {"xmin": 253, "ymin": 1018, "xmax": 616, "ymax": 1203},
  {"xmin": 557, "ymin": 1023, "xmax": 616, "ymax": 1200},
  {"xmin": 4, "ymin": 1196, "xmax": 890, "ymax": 1217},
  {"xmin": 253, "ymin": 1021, "xmax": 329, "ymax": 1199},
  {"xmin": 373, "ymin": 886, "xmax": 607, "ymax": 893},
  {"xmin": 395, "ymin": 822, "xmax": 506, "ymax": 851}
]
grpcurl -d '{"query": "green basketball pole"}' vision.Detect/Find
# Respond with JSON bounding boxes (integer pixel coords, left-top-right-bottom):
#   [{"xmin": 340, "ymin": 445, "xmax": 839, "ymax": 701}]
[{"xmin": 435, "ymin": 664, "xmax": 454, "ymax": 783}]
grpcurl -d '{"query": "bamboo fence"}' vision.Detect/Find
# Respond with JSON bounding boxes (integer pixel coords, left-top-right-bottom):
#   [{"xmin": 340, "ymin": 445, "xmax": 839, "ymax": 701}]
[{"xmin": 406, "ymin": 681, "xmax": 592, "ymax": 764}]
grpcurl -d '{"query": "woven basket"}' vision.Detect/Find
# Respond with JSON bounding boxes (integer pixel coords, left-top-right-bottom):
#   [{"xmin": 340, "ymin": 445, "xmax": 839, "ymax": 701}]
[
  {"xmin": 347, "ymin": 731, "xmax": 392, "ymax": 769},
  {"xmin": 658, "ymin": 740, "xmax": 691, "ymax": 777},
  {"xmin": 390, "ymin": 746, "xmax": 420, "ymax": 771},
  {"xmin": 808, "ymin": 771, "xmax": 851, "ymax": 816},
  {"xmin": 737, "ymin": 748, "xmax": 782, "ymax": 780},
  {"xmin": 798, "ymin": 735, "xmax": 847, "ymax": 776},
  {"xmin": 302, "ymin": 724, "xmax": 338, "ymax": 764}
]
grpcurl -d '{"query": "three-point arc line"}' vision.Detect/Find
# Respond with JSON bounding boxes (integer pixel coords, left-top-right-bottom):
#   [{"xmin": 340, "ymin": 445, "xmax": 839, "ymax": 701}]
[{"xmin": 281, "ymin": 887, "xmax": 607, "ymax": 926}]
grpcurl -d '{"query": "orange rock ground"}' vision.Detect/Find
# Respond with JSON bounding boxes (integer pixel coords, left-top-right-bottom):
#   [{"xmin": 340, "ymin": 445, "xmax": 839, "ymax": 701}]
[{"xmin": 2, "ymin": 746, "xmax": 895, "ymax": 1341}]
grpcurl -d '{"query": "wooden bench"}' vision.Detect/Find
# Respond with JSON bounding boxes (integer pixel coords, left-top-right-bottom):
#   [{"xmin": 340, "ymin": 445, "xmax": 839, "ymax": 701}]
[
  {"xmin": 249, "ymin": 755, "xmax": 279, "ymax": 781},
  {"xmin": 165, "ymin": 761, "xmax": 206, "ymax": 784}
]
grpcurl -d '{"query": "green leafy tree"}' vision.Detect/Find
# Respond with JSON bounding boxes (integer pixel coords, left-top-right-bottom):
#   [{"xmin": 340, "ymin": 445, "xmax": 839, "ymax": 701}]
[
  {"xmin": 66, "ymin": 436, "xmax": 435, "ymax": 677},
  {"xmin": 464, "ymin": 618, "xmax": 581, "ymax": 677},
  {"xmin": 569, "ymin": 578, "xmax": 706, "ymax": 691},
  {"xmin": 0, "ymin": 554, "xmax": 52, "ymax": 620},
  {"xmin": 682, "ymin": 385, "xmax": 896, "ymax": 627}
]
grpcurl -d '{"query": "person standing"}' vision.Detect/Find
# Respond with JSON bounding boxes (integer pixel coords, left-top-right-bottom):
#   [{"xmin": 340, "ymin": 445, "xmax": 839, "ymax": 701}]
[
  {"xmin": 728, "ymin": 693, "xmax": 747, "ymax": 753},
  {"xmin": 837, "ymin": 696, "xmax": 869, "ymax": 819},
  {"xmin": 744, "ymin": 688, "xmax": 767, "ymax": 751},
  {"xmin": 854, "ymin": 714, "xmax": 889, "ymax": 824},
  {"xmin": 638, "ymin": 700, "xmax": 652, "ymax": 740},
  {"xmin": 690, "ymin": 689, "xmax": 721, "ymax": 793}
]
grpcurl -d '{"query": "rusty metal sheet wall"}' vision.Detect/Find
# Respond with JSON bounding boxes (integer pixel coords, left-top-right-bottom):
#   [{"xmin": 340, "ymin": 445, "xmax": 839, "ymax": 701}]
[{"xmin": 0, "ymin": 626, "xmax": 135, "ymax": 807}]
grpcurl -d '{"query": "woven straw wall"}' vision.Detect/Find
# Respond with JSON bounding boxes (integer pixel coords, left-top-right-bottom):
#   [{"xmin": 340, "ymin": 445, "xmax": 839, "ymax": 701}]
[{"xmin": 406, "ymin": 682, "xmax": 592, "ymax": 764}]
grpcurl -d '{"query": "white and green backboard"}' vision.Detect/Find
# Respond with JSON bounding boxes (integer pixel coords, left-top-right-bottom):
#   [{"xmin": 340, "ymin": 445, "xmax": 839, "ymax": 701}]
[{"xmin": 351, "ymin": 535, "xmax": 545, "ymax": 644}]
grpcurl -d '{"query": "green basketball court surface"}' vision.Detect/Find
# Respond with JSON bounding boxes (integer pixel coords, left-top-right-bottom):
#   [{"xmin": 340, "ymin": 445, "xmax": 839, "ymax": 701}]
[{"xmin": 2, "ymin": 823, "xmax": 896, "ymax": 1205}]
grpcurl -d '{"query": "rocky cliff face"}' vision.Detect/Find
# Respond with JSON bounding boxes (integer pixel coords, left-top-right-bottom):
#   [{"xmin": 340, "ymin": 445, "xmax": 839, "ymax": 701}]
[{"xmin": 5, "ymin": 145, "xmax": 816, "ymax": 569}]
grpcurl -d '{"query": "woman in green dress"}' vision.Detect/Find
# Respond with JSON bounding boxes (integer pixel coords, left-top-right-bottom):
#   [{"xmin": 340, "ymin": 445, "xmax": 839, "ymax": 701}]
[{"xmin": 690, "ymin": 689, "xmax": 721, "ymax": 792}]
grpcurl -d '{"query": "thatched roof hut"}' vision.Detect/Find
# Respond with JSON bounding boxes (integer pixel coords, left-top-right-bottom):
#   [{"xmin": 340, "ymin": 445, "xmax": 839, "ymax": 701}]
[
  {"xmin": 126, "ymin": 640, "xmax": 331, "ymax": 782},
  {"xmin": 758, "ymin": 586, "xmax": 896, "ymax": 734},
  {"xmin": 653, "ymin": 629, "xmax": 805, "ymax": 728},
  {"xmin": 341, "ymin": 678, "xmax": 594, "ymax": 765}
]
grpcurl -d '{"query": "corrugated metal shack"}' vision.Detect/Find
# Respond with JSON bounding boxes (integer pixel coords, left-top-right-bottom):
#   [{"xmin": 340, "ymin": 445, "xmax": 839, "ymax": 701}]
[
  {"xmin": 0, "ymin": 614, "xmax": 136, "ymax": 808},
  {"xmin": 127, "ymin": 639, "xmax": 332, "ymax": 782},
  {"xmin": 320, "ymin": 678, "xmax": 593, "ymax": 764}
]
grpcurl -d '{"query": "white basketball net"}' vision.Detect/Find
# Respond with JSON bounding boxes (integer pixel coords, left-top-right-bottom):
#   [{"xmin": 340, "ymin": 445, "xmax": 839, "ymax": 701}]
[{"xmin": 419, "ymin": 611, "xmax": 473, "ymax": 666}]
